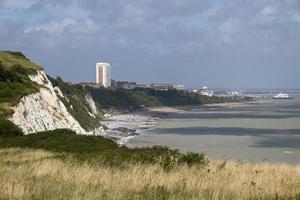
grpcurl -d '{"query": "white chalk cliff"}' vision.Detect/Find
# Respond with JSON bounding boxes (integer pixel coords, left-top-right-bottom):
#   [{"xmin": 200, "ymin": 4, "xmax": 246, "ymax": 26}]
[{"xmin": 9, "ymin": 70, "xmax": 102, "ymax": 135}]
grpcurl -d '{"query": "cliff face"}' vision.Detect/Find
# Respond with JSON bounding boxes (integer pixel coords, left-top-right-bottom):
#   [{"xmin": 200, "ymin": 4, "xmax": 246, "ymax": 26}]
[{"xmin": 9, "ymin": 70, "xmax": 102, "ymax": 135}]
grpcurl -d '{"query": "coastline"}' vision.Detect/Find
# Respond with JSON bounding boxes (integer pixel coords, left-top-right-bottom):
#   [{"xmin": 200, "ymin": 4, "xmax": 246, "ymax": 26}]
[
  {"xmin": 101, "ymin": 111, "xmax": 160, "ymax": 145},
  {"xmin": 102, "ymin": 102, "xmax": 246, "ymax": 145}
]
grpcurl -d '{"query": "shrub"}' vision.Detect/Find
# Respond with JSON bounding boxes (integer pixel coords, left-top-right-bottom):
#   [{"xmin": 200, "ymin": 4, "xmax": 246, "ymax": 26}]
[
  {"xmin": 0, "ymin": 116, "xmax": 23, "ymax": 137},
  {"xmin": 0, "ymin": 129, "xmax": 208, "ymax": 168},
  {"xmin": 180, "ymin": 152, "xmax": 208, "ymax": 167}
]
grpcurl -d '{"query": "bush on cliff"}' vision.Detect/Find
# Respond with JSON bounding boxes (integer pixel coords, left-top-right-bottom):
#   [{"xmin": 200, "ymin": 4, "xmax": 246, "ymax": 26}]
[{"xmin": 0, "ymin": 116, "xmax": 23, "ymax": 137}]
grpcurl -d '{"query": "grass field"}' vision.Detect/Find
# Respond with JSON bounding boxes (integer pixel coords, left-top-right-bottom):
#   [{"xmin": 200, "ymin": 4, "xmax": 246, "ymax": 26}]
[
  {"xmin": 0, "ymin": 129, "xmax": 299, "ymax": 200},
  {"xmin": 1, "ymin": 148, "xmax": 299, "ymax": 200}
]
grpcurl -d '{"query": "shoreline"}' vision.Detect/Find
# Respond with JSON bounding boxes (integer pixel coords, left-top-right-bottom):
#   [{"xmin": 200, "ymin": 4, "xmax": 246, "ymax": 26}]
[
  {"xmin": 102, "ymin": 101, "xmax": 247, "ymax": 145},
  {"xmin": 101, "ymin": 110, "xmax": 160, "ymax": 145}
]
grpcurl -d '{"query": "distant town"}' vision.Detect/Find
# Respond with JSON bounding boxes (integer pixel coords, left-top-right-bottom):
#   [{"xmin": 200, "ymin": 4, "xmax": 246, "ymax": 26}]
[{"xmin": 76, "ymin": 62, "xmax": 250, "ymax": 99}]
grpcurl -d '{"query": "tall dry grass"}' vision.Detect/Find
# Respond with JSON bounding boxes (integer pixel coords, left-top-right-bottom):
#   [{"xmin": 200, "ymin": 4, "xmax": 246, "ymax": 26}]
[{"xmin": 0, "ymin": 148, "xmax": 300, "ymax": 200}]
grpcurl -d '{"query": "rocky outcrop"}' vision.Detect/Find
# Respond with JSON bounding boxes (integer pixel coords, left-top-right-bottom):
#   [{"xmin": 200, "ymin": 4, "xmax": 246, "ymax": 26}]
[
  {"xmin": 85, "ymin": 94, "xmax": 98, "ymax": 117},
  {"xmin": 9, "ymin": 70, "xmax": 99, "ymax": 135}
]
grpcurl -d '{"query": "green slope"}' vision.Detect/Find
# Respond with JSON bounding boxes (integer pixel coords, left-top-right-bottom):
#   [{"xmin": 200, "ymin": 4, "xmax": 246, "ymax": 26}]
[
  {"xmin": 0, "ymin": 51, "xmax": 42, "ymax": 116},
  {"xmin": 0, "ymin": 51, "xmax": 42, "ymax": 71},
  {"xmin": 88, "ymin": 87, "xmax": 237, "ymax": 110}
]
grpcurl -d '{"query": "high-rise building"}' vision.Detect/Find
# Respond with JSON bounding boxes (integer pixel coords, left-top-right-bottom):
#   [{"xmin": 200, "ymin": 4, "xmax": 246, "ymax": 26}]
[{"xmin": 96, "ymin": 63, "xmax": 111, "ymax": 88}]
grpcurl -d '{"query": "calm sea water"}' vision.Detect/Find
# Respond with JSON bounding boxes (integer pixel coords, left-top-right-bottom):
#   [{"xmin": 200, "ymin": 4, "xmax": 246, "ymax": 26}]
[{"xmin": 129, "ymin": 99, "xmax": 300, "ymax": 163}]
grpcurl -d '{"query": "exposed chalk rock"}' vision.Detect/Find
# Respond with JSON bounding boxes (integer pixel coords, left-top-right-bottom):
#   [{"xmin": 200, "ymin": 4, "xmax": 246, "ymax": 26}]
[
  {"xmin": 85, "ymin": 94, "xmax": 98, "ymax": 115},
  {"xmin": 54, "ymin": 86, "xmax": 65, "ymax": 98},
  {"xmin": 9, "ymin": 70, "xmax": 102, "ymax": 135}
]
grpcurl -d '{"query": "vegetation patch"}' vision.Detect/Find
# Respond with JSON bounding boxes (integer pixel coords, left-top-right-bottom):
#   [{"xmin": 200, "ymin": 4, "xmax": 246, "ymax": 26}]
[
  {"xmin": 0, "ymin": 116, "xmax": 23, "ymax": 137},
  {"xmin": 88, "ymin": 87, "xmax": 141, "ymax": 110},
  {"xmin": 0, "ymin": 129, "xmax": 208, "ymax": 168},
  {"xmin": 0, "ymin": 51, "xmax": 42, "ymax": 116},
  {"xmin": 48, "ymin": 76, "xmax": 104, "ymax": 131},
  {"xmin": 0, "ymin": 51, "xmax": 42, "ymax": 71},
  {"xmin": 88, "ymin": 87, "xmax": 238, "ymax": 110},
  {"xmin": 0, "ymin": 148, "xmax": 299, "ymax": 200}
]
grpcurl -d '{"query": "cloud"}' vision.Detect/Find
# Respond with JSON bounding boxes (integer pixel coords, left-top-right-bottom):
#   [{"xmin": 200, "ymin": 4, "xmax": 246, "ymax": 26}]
[
  {"xmin": 219, "ymin": 19, "xmax": 238, "ymax": 34},
  {"xmin": 286, "ymin": 0, "xmax": 300, "ymax": 5},
  {"xmin": 0, "ymin": 0, "xmax": 37, "ymax": 9},
  {"xmin": 257, "ymin": 6, "xmax": 279, "ymax": 23},
  {"xmin": 24, "ymin": 19, "xmax": 75, "ymax": 34},
  {"xmin": 1, "ymin": 0, "xmax": 300, "ymax": 88},
  {"xmin": 293, "ymin": 14, "xmax": 300, "ymax": 23},
  {"xmin": 24, "ymin": 18, "xmax": 98, "ymax": 35}
]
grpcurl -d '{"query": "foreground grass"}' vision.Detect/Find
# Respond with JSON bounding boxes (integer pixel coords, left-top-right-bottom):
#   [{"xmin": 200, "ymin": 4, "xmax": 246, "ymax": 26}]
[{"xmin": 0, "ymin": 148, "xmax": 300, "ymax": 200}]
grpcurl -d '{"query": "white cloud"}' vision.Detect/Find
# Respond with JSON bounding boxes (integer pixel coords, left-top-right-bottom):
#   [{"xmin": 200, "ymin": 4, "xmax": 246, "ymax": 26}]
[
  {"xmin": 293, "ymin": 14, "xmax": 300, "ymax": 23},
  {"xmin": 24, "ymin": 18, "xmax": 98, "ymax": 35},
  {"xmin": 218, "ymin": 19, "xmax": 238, "ymax": 34},
  {"xmin": 0, "ymin": 0, "xmax": 37, "ymax": 9},
  {"xmin": 71, "ymin": 20, "xmax": 99, "ymax": 33},
  {"xmin": 257, "ymin": 6, "xmax": 278, "ymax": 23},
  {"xmin": 24, "ymin": 19, "xmax": 75, "ymax": 34}
]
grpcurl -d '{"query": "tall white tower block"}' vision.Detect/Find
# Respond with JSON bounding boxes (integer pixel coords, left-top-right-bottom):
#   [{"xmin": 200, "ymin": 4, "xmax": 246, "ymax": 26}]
[{"xmin": 96, "ymin": 63, "xmax": 111, "ymax": 88}]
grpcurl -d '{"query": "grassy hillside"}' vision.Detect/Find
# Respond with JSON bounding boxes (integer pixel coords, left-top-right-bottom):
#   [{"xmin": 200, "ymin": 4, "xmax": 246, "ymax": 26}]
[
  {"xmin": 0, "ymin": 51, "xmax": 42, "ymax": 71},
  {"xmin": 88, "ymin": 87, "xmax": 237, "ymax": 110},
  {"xmin": 48, "ymin": 76, "xmax": 105, "ymax": 131},
  {"xmin": 0, "ymin": 148, "xmax": 299, "ymax": 199},
  {"xmin": 0, "ymin": 51, "xmax": 42, "ymax": 116}
]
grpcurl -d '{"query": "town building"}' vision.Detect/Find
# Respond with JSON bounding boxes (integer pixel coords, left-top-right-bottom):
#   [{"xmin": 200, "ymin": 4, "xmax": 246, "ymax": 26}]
[
  {"xmin": 149, "ymin": 83, "xmax": 173, "ymax": 91},
  {"xmin": 135, "ymin": 84, "xmax": 149, "ymax": 89},
  {"xmin": 173, "ymin": 84, "xmax": 185, "ymax": 91},
  {"xmin": 148, "ymin": 83, "xmax": 186, "ymax": 91},
  {"xmin": 199, "ymin": 86, "xmax": 214, "ymax": 97},
  {"xmin": 78, "ymin": 82, "xmax": 101, "ymax": 89},
  {"xmin": 96, "ymin": 63, "xmax": 111, "ymax": 88},
  {"xmin": 111, "ymin": 80, "xmax": 137, "ymax": 90}
]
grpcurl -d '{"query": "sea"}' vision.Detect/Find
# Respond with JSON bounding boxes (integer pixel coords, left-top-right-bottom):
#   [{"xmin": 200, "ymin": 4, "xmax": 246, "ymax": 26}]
[{"xmin": 129, "ymin": 93, "xmax": 300, "ymax": 163}]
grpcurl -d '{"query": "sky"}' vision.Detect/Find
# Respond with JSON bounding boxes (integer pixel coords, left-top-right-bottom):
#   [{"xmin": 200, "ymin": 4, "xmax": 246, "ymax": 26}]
[{"xmin": 1, "ymin": 0, "xmax": 300, "ymax": 89}]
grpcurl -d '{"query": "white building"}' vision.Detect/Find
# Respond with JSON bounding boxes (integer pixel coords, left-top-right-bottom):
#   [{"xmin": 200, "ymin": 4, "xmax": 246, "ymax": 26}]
[
  {"xmin": 199, "ymin": 86, "xmax": 214, "ymax": 97},
  {"xmin": 173, "ymin": 84, "xmax": 185, "ymax": 90},
  {"xmin": 96, "ymin": 63, "xmax": 111, "ymax": 88}
]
